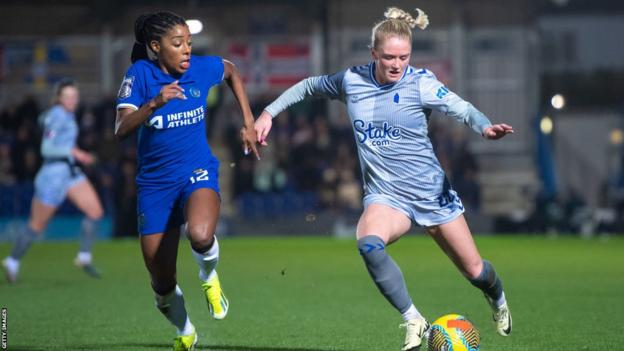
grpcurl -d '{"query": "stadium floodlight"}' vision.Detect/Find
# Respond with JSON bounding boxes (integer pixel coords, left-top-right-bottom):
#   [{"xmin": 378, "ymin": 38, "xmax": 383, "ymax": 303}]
[
  {"xmin": 540, "ymin": 116, "xmax": 553, "ymax": 135},
  {"xmin": 551, "ymin": 94, "xmax": 565, "ymax": 110},
  {"xmin": 186, "ymin": 19, "xmax": 203, "ymax": 35},
  {"xmin": 610, "ymin": 129, "xmax": 623, "ymax": 145}
]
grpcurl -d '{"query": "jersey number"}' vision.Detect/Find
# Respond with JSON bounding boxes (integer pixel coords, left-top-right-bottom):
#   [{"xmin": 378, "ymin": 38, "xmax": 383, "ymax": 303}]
[{"xmin": 189, "ymin": 170, "xmax": 209, "ymax": 184}]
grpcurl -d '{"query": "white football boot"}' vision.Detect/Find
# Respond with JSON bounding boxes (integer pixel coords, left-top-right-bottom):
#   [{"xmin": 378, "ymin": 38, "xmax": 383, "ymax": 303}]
[{"xmin": 400, "ymin": 316, "xmax": 430, "ymax": 350}]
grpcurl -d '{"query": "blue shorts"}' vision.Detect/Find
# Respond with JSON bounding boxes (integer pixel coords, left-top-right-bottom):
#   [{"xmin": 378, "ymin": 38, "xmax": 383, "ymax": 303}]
[
  {"xmin": 34, "ymin": 161, "xmax": 86, "ymax": 207},
  {"xmin": 363, "ymin": 188, "xmax": 465, "ymax": 227},
  {"xmin": 137, "ymin": 166, "xmax": 220, "ymax": 235}
]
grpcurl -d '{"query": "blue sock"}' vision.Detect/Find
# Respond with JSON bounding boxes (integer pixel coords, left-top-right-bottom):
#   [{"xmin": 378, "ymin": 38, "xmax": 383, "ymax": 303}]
[
  {"xmin": 78, "ymin": 218, "xmax": 99, "ymax": 253},
  {"xmin": 10, "ymin": 225, "xmax": 40, "ymax": 260},
  {"xmin": 469, "ymin": 260, "xmax": 504, "ymax": 303},
  {"xmin": 358, "ymin": 235, "xmax": 413, "ymax": 314}
]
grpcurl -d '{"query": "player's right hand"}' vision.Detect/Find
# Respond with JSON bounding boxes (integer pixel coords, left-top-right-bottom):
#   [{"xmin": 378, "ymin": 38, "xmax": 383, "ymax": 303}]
[
  {"xmin": 254, "ymin": 111, "xmax": 273, "ymax": 146},
  {"xmin": 153, "ymin": 80, "xmax": 186, "ymax": 107},
  {"xmin": 240, "ymin": 125, "xmax": 260, "ymax": 160}
]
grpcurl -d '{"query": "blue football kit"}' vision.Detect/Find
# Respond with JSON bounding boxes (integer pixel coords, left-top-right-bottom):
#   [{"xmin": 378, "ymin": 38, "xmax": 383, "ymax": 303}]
[{"xmin": 116, "ymin": 55, "xmax": 223, "ymax": 235}]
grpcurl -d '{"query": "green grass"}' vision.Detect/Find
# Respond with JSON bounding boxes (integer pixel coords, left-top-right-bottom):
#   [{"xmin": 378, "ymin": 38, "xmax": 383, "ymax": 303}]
[{"xmin": 1, "ymin": 235, "xmax": 623, "ymax": 350}]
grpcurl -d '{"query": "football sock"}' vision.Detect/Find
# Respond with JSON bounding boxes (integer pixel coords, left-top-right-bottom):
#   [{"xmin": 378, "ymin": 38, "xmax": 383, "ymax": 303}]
[
  {"xmin": 358, "ymin": 235, "xmax": 413, "ymax": 314},
  {"xmin": 78, "ymin": 218, "xmax": 99, "ymax": 256},
  {"xmin": 401, "ymin": 304, "xmax": 424, "ymax": 322},
  {"xmin": 10, "ymin": 225, "xmax": 40, "ymax": 260},
  {"xmin": 469, "ymin": 260, "xmax": 505, "ymax": 307},
  {"xmin": 155, "ymin": 285, "xmax": 195, "ymax": 336},
  {"xmin": 191, "ymin": 236, "xmax": 219, "ymax": 281},
  {"xmin": 76, "ymin": 251, "xmax": 92, "ymax": 264}
]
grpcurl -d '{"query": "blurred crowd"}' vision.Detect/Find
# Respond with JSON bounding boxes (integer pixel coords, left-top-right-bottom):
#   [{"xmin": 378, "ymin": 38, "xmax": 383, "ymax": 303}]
[
  {"xmin": 0, "ymin": 93, "xmax": 480, "ymax": 236},
  {"xmin": 0, "ymin": 94, "xmax": 138, "ymax": 236}
]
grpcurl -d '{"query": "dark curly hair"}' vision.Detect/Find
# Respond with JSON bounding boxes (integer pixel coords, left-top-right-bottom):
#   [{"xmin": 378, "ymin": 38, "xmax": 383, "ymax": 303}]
[{"xmin": 131, "ymin": 11, "xmax": 187, "ymax": 63}]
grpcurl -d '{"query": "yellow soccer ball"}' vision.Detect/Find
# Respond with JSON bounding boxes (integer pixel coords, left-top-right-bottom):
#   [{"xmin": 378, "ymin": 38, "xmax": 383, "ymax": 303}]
[{"xmin": 428, "ymin": 314, "xmax": 480, "ymax": 351}]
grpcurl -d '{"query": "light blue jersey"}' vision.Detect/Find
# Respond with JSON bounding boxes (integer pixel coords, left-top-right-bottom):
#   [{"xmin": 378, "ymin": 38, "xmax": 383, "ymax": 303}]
[
  {"xmin": 265, "ymin": 63, "xmax": 493, "ymax": 225},
  {"xmin": 39, "ymin": 105, "xmax": 78, "ymax": 161},
  {"xmin": 34, "ymin": 105, "xmax": 85, "ymax": 206}
]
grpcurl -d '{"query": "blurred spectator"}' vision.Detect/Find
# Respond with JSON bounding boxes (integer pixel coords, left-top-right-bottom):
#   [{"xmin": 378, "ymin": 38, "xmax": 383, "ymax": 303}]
[
  {"xmin": 0, "ymin": 91, "xmax": 499, "ymax": 228},
  {"xmin": 0, "ymin": 141, "xmax": 16, "ymax": 185},
  {"xmin": 451, "ymin": 140, "xmax": 481, "ymax": 212}
]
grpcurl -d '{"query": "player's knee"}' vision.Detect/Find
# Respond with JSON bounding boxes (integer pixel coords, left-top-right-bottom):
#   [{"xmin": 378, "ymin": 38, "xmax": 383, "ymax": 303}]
[
  {"xmin": 152, "ymin": 280, "xmax": 177, "ymax": 297},
  {"xmin": 357, "ymin": 235, "xmax": 387, "ymax": 264},
  {"xmin": 29, "ymin": 223, "xmax": 45, "ymax": 234},
  {"xmin": 186, "ymin": 223, "xmax": 214, "ymax": 248},
  {"xmin": 28, "ymin": 220, "xmax": 47, "ymax": 233},
  {"xmin": 463, "ymin": 259, "xmax": 484, "ymax": 280},
  {"xmin": 87, "ymin": 208, "xmax": 104, "ymax": 221}
]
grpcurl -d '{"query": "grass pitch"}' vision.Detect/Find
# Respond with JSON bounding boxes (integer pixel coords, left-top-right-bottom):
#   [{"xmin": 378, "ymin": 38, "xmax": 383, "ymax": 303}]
[{"xmin": 1, "ymin": 235, "xmax": 623, "ymax": 350}]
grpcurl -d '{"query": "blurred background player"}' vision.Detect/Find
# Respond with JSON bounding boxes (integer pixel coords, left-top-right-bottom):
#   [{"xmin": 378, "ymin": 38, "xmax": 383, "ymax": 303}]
[
  {"xmin": 115, "ymin": 11, "xmax": 258, "ymax": 351},
  {"xmin": 254, "ymin": 6, "xmax": 513, "ymax": 351},
  {"xmin": 2, "ymin": 78, "xmax": 104, "ymax": 283}
]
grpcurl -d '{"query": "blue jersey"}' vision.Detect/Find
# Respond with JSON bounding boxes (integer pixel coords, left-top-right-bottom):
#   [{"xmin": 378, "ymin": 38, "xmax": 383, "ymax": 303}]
[{"xmin": 116, "ymin": 55, "xmax": 223, "ymax": 186}]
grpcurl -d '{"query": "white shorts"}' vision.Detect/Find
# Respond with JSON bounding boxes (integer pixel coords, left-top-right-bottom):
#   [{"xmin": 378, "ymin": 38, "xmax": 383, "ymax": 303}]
[
  {"xmin": 34, "ymin": 161, "xmax": 86, "ymax": 207},
  {"xmin": 363, "ymin": 189, "xmax": 465, "ymax": 227}
]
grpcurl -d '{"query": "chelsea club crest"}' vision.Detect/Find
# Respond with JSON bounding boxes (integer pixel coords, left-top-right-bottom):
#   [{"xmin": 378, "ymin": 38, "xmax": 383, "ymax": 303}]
[{"xmin": 189, "ymin": 87, "xmax": 200, "ymax": 98}]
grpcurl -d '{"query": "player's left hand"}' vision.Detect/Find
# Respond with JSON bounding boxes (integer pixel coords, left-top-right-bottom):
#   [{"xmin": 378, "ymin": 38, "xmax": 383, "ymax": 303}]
[
  {"xmin": 72, "ymin": 148, "xmax": 96, "ymax": 166},
  {"xmin": 483, "ymin": 123, "xmax": 514, "ymax": 140},
  {"xmin": 240, "ymin": 125, "xmax": 260, "ymax": 160}
]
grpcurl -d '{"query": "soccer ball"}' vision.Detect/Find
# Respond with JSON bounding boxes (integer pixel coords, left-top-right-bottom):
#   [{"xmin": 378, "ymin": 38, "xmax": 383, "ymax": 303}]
[{"xmin": 427, "ymin": 314, "xmax": 480, "ymax": 351}]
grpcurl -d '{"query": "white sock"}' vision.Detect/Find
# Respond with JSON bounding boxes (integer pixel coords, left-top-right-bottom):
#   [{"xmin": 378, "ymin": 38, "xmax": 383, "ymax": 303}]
[
  {"xmin": 155, "ymin": 285, "xmax": 195, "ymax": 336},
  {"xmin": 3, "ymin": 256, "xmax": 20, "ymax": 271},
  {"xmin": 190, "ymin": 236, "xmax": 219, "ymax": 281},
  {"xmin": 76, "ymin": 251, "xmax": 92, "ymax": 264},
  {"xmin": 179, "ymin": 318, "xmax": 195, "ymax": 337},
  {"xmin": 495, "ymin": 292, "xmax": 507, "ymax": 309},
  {"xmin": 401, "ymin": 304, "xmax": 423, "ymax": 322}
]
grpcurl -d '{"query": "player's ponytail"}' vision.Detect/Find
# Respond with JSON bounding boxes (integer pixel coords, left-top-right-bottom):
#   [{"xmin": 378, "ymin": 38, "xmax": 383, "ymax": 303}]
[
  {"xmin": 131, "ymin": 14, "xmax": 150, "ymax": 63},
  {"xmin": 370, "ymin": 6, "xmax": 429, "ymax": 50},
  {"xmin": 130, "ymin": 11, "xmax": 187, "ymax": 63}
]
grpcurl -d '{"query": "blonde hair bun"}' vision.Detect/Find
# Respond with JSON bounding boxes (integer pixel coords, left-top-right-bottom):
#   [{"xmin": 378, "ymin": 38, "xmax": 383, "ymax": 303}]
[{"xmin": 384, "ymin": 7, "xmax": 429, "ymax": 30}]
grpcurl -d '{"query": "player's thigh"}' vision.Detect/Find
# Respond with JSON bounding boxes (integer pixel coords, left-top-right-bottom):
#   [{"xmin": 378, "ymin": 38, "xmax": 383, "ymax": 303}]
[
  {"xmin": 184, "ymin": 188, "xmax": 220, "ymax": 246},
  {"xmin": 140, "ymin": 227, "xmax": 181, "ymax": 282},
  {"xmin": 426, "ymin": 214, "xmax": 483, "ymax": 278},
  {"xmin": 31, "ymin": 163, "xmax": 66, "ymax": 229},
  {"xmin": 356, "ymin": 203, "xmax": 412, "ymax": 243},
  {"xmin": 67, "ymin": 179, "xmax": 104, "ymax": 220},
  {"xmin": 28, "ymin": 198, "xmax": 58, "ymax": 232}
]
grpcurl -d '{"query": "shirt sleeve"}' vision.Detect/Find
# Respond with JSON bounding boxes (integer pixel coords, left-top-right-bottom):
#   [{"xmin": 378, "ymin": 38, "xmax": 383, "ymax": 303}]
[
  {"xmin": 205, "ymin": 56, "xmax": 225, "ymax": 87},
  {"xmin": 40, "ymin": 109, "xmax": 72, "ymax": 158},
  {"xmin": 116, "ymin": 64, "xmax": 145, "ymax": 111},
  {"xmin": 419, "ymin": 75, "xmax": 492, "ymax": 135},
  {"xmin": 265, "ymin": 71, "xmax": 345, "ymax": 118}
]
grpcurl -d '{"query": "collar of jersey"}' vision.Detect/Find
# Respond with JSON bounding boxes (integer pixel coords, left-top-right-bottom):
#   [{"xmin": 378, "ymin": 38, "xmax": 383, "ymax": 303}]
[
  {"xmin": 145, "ymin": 59, "xmax": 196, "ymax": 85},
  {"xmin": 369, "ymin": 62, "xmax": 408, "ymax": 88}
]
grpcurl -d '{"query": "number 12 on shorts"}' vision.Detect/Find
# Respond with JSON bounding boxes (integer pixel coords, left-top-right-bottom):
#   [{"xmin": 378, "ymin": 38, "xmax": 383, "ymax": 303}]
[{"xmin": 189, "ymin": 169, "xmax": 209, "ymax": 184}]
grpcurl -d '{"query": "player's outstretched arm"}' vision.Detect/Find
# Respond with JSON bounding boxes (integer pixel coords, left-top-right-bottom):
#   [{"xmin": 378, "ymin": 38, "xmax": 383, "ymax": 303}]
[
  {"xmin": 254, "ymin": 111, "xmax": 273, "ymax": 146},
  {"xmin": 114, "ymin": 80, "xmax": 185, "ymax": 139},
  {"xmin": 222, "ymin": 59, "xmax": 259, "ymax": 159},
  {"xmin": 483, "ymin": 123, "xmax": 514, "ymax": 140}
]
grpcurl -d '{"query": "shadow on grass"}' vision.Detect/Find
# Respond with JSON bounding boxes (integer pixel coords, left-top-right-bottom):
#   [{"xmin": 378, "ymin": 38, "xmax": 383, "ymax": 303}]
[{"xmin": 21, "ymin": 343, "xmax": 352, "ymax": 351}]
